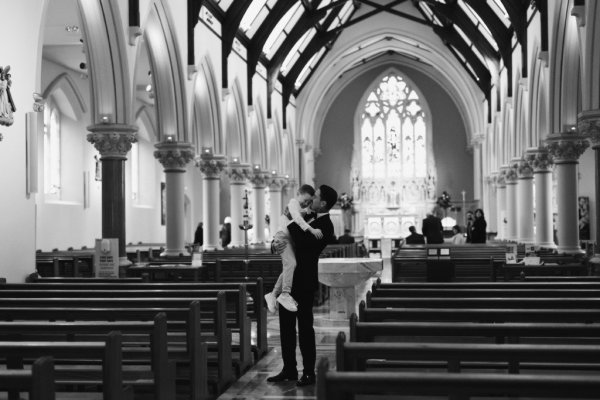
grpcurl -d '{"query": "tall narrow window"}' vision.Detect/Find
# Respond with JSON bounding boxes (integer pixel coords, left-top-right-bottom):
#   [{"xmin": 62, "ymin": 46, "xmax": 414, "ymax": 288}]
[
  {"xmin": 44, "ymin": 106, "xmax": 61, "ymax": 197},
  {"xmin": 355, "ymin": 73, "xmax": 433, "ymax": 208},
  {"xmin": 131, "ymin": 142, "xmax": 139, "ymax": 201}
]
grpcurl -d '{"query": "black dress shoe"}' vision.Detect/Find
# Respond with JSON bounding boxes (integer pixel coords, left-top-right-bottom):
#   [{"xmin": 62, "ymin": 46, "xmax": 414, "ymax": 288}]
[
  {"xmin": 296, "ymin": 373, "xmax": 316, "ymax": 386},
  {"xmin": 267, "ymin": 370, "xmax": 298, "ymax": 382}
]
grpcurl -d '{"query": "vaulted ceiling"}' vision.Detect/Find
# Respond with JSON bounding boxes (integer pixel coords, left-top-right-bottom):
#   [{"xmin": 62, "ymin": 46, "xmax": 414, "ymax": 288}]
[{"xmin": 188, "ymin": 0, "xmax": 542, "ymax": 119}]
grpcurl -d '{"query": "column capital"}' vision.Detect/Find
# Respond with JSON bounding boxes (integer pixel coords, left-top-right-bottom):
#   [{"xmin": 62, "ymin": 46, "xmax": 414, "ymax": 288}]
[
  {"xmin": 87, "ymin": 124, "xmax": 138, "ymax": 159},
  {"xmin": 496, "ymin": 168, "xmax": 507, "ymax": 187},
  {"xmin": 228, "ymin": 162, "xmax": 251, "ymax": 183},
  {"xmin": 198, "ymin": 153, "xmax": 228, "ymax": 178},
  {"xmin": 154, "ymin": 141, "xmax": 195, "ymax": 172},
  {"xmin": 250, "ymin": 170, "xmax": 269, "ymax": 188},
  {"xmin": 545, "ymin": 131, "xmax": 589, "ymax": 163},
  {"xmin": 268, "ymin": 175, "xmax": 287, "ymax": 191},
  {"xmin": 295, "ymin": 139, "xmax": 305, "ymax": 147},
  {"xmin": 470, "ymin": 133, "xmax": 485, "ymax": 147},
  {"xmin": 578, "ymin": 109, "xmax": 600, "ymax": 148},
  {"xmin": 516, "ymin": 157, "xmax": 534, "ymax": 179},
  {"xmin": 505, "ymin": 160, "xmax": 519, "ymax": 184},
  {"xmin": 524, "ymin": 146, "xmax": 553, "ymax": 172}
]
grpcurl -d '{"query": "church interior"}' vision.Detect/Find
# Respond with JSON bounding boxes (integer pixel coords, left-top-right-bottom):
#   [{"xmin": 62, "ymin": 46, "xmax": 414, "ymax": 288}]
[{"xmin": 1, "ymin": 0, "xmax": 600, "ymax": 399}]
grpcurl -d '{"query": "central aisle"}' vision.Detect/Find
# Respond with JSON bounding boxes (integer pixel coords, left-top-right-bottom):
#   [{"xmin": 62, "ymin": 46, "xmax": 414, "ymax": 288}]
[{"xmin": 217, "ymin": 253, "xmax": 391, "ymax": 400}]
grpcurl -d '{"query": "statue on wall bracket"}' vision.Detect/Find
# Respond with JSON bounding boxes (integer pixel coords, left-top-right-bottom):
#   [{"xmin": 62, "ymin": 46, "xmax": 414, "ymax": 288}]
[{"xmin": 0, "ymin": 65, "xmax": 16, "ymax": 127}]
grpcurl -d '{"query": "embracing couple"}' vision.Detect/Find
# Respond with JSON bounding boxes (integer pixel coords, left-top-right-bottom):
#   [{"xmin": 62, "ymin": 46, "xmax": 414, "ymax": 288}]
[{"xmin": 266, "ymin": 184, "xmax": 338, "ymax": 387}]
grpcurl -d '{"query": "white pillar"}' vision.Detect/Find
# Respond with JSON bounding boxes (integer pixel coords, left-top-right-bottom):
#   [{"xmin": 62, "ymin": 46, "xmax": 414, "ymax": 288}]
[
  {"xmin": 496, "ymin": 168, "xmax": 507, "ymax": 240},
  {"xmin": 154, "ymin": 141, "xmax": 195, "ymax": 257},
  {"xmin": 505, "ymin": 160, "xmax": 519, "ymax": 242},
  {"xmin": 268, "ymin": 174, "xmax": 286, "ymax": 239},
  {"xmin": 578, "ymin": 110, "xmax": 600, "ymax": 262},
  {"xmin": 228, "ymin": 161, "xmax": 251, "ymax": 248},
  {"xmin": 251, "ymin": 168, "xmax": 268, "ymax": 244},
  {"xmin": 486, "ymin": 174, "xmax": 498, "ymax": 235},
  {"xmin": 198, "ymin": 153, "xmax": 227, "ymax": 251},
  {"xmin": 526, "ymin": 147, "xmax": 555, "ymax": 248},
  {"xmin": 516, "ymin": 156, "xmax": 534, "ymax": 243},
  {"xmin": 546, "ymin": 132, "xmax": 589, "ymax": 254},
  {"xmin": 471, "ymin": 134, "xmax": 484, "ymax": 204}
]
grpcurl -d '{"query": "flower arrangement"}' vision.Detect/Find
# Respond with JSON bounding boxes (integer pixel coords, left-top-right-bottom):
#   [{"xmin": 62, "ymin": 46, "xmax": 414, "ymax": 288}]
[
  {"xmin": 339, "ymin": 192, "xmax": 354, "ymax": 210},
  {"xmin": 436, "ymin": 191, "xmax": 452, "ymax": 210}
]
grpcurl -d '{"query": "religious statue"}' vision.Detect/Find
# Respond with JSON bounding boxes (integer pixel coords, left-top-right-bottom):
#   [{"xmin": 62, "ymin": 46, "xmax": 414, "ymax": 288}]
[{"xmin": 0, "ymin": 65, "xmax": 16, "ymax": 126}]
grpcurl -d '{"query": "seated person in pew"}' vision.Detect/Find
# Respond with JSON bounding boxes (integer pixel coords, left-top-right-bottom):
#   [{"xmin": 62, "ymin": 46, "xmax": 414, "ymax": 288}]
[
  {"xmin": 405, "ymin": 225, "xmax": 425, "ymax": 244},
  {"xmin": 450, "ymin": 225, "xmax": 466, "ymax": 244},
  {"xmin": 265, "ymin": 184, "xmax": 322, "ymax": 312}
]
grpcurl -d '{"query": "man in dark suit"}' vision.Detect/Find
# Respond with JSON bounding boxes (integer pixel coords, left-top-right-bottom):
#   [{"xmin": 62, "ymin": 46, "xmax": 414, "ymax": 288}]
[
  {"xmin": 405, "ymin": 225, "xmax": 425, "ymax": 244},
  {"xmin": 267, "ymin": 184, "xmax": 338, "ymax": 387},
  {"xmin": 422, "ymin": 207, "xmax": 444, "ymax": 244},
  {"xmin": 337, "ymin": 228, "xmax": 355, "ymax": 244}
]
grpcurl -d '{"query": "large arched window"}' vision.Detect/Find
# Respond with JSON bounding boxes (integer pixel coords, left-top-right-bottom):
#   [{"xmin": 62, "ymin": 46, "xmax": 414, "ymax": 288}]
[
  {"xmin": 43, "ymin": 105, "xmax": 61, "ymax": 197},
  {"xmin": 361, "ymin": 74, "xmax": 427, "ymax": 181},
  {"xmin": 354, "ymin": 73, "xmax": 434, "ymax": 210}
]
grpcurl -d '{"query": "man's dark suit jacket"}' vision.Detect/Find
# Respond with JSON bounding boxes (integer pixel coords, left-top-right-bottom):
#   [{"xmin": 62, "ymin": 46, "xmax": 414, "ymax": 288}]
[
  {"xmin": 405, "ymin": 232, "xmax": 425, "ymax": 244},
  {"xmin": 287, "ymin": 214, "xmax": 335, "ymax": 295},
  {"xmin": 422, "ymin": 215, "xmax": 444, "ymax": 244}
]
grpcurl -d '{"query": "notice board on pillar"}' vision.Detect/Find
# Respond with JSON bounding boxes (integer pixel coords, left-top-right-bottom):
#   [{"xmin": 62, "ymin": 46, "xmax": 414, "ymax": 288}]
[{"xmin": 94, "ymin": 238, "xmax": 119, "ymax": 277}]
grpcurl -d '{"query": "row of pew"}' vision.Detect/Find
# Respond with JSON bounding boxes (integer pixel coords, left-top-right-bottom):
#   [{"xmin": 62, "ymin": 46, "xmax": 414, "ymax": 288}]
[
  {"xmin": 317, "ymin": 278, "xmax": 600, "ymax": 399},
  {"xmin": 0, "ymin": 277, "xmax": 269, "ymax": 399},
  {"xmin": 391, "ymin": 243, "xmax": 590, "ymax": 282}
]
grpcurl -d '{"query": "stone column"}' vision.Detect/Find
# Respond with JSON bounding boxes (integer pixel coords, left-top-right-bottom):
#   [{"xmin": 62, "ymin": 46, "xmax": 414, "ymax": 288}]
[
  {"xmin": 198, "ymin": 152, "xmax": 227, "ymax": 250},
  {"xmin": 486, "ymin": 174, "xmax": 498, "ymax": 235},
  {"xmin": 579, "ymin": 111, "xmax": 600, "ymax": 262},
  {"xmin": 268, "ymin": 174, "xmax": 287, "ymax": 239},
  {"xmin": 525, "ymin": 147, "xmax": 555, "ymax": 248},
  {"xmin": 471, "ymin": 134, "xmax": 485, "ymax": 204},
  {"xmin": 296, "ymin": 139, "xmax": 305, "ymax": 184},
  {"xmin": 516, "ymin": 156, "xmax": 534, "ymax": 243},
  {"xmin": 283, "ymin": 179, "xmax": 297, "ymax": 211},
  {"xmin": 250, "ymin": 167, "xmax": 268, "ymax": 244},
  {"xmin": 505, "ymin": 161, "xmax": 519, "ymax": 241},
  {"xmin": 496, "ymin": 167, "xmax": 507, "ymax": 240},
  {"xmin": 228, "ymin": 160, "xmax": 251, "ymax": 248},
  {"xmin": 154, "ymin": 140, "xmax": 195, "ymax": 257},
  {"xmin": 87, "ymin": 124, "xmax": 138, "ymax": 266},
  {"xmin": 546, "ymin": 132, "xmax": 589, "ymax": 254}
]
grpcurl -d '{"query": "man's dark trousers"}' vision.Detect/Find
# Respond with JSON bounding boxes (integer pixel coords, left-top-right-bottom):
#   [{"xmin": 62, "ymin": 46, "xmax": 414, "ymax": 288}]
[{"xmin": 278, "ymin": 290, "xmax": 316, "ymax": 375}]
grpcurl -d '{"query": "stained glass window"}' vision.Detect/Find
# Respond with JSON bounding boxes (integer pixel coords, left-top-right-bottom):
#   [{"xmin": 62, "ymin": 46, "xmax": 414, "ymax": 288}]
[{"xmin": 361, "ymin": 74, "xmax": 427, "ymax": 181}]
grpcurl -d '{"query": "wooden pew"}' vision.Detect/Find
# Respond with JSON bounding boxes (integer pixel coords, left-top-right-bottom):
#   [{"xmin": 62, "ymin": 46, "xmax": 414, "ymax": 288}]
[
  {"xmin": 358, "ymin": 302, "xmax": 600, "ymax": 323},
  {"xmin": 2, "ymin": 280, "xmax": 269, "ymax": 359},
  {"xmin": 0, "ymin": 314, "xmax": 189, "ymax": 400},
  {"xmin": 35, "ymin": 249, "xmax": 95, "ymax": 277},
  {"xmin": 316, "ymin": 357, "xmax": 600, "ymax": 400},
  {"xmin": 0, "ymin": 332, "xmax": 135, "ymax": 400},
  {"xmin": 29, "ymin": 277, "xmax": 145, "ymax": 283},
  {"xmin": 337, "ymin": 331, "xmax": 600, "ymax": 372},
  {"xmin": 494, "ymin": 262, "xmax": 590, "ymax": 281},
  {"xmin": 365, "ymin": 296, "xmax": 600, "ymax": 309},
  {"xmin": 0, "ymin": 300, "xmax": 232, "ymax": 395},
  {"xmin": 0, "ymin": 287, "xmax": 253, "ymax": 371},
  {"xmin": 372, "ymin": 279, "xmax": 600, "ymax": 290},
  {"xmin": 0, "ymin": 356, "xmax": 55, "ymax": 400},
  {"xmin": 349, "ymin": 317, "xmax": 600, "ymax": 345}
]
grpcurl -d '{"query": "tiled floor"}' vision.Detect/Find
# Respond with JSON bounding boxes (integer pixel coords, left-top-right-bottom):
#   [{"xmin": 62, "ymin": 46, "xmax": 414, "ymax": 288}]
[{"xmin": 217, "ymin": 253, "xmax": 391, "ymax": 400}]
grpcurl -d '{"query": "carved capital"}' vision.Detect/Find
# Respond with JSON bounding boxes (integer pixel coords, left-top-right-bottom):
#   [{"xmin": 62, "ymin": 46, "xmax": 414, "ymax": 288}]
[
  {"xmin": 87, "ymin": 124, "xmax": 138, "ymax": 159},
  {"xmin": 517, "ymin": 157, "xmax": 533, "ymax": 179},
  {"xmin": 268, "ymin": 176, "xmax": 287, "ymax": 192},
  {"xmin": 250, "ymin": 171, "xmax": 269, "ymax": 188},
  {"xmin": 525, "ymin": 147, "xmax": 553, "ymax": 172},
  {"xmin": 470, "ymin": 133, "xmax": 485, "ymax": 147},
  {"xmin": 496, "ymin": 167, "xmax": 508, "ymax": 187},
  {"xmin": 32, "ymin": 92, "xmax": 45, "ymax": 112},
  {"xmin": 154, "ymin": 142, "xmax": 195, "ymax": 172},
  {"xmin": 505, "ymin": 161, "xmax": 519, "ymax": 184},
  {"xmin": 578, "ymin": 110, "xmax": 600, "ymax": 148},
  {"xmin": 295, "ymin": 139, "xmax": 305, "ymax": 147},
  {"xmin": 545, "ymin": 131, "xmax": 589, "ymax": 164},
  {"xmin": 198, "ymin": 154, "xmax": 227, "ymax": 178},
  {"xmin": 228, "ymin": 162, "xmax": 251, "ymax": 183}
]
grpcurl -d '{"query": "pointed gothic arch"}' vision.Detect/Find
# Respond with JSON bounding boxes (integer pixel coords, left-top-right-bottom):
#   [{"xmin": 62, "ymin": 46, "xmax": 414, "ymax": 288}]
[
  {"xmin": 141, "ymin": 0, "xmax": 188, "ymax": 142},
  {"xmin": 223, "ymin": 78, "xmax": 248, "ymax": 160},
  {"xmin": 249, "ymin": 99, "xmax": 268, "ymax": 169},
  {"xmin": 76, "ymin": 0, "xmax": 132, "ymax": 124},
  {"xmin": 192, "ymin": 55, "xmax": 223, "ymax": 153},
  {"xmin": 42, "ymin": 73, "xmax": 88, "ymax": 120}
]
